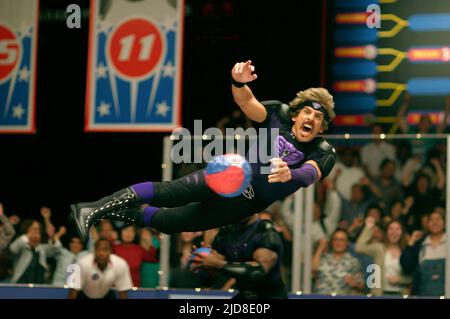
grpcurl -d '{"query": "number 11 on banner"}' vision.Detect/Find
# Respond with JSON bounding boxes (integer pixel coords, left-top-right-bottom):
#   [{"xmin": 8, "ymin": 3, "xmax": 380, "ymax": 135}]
[{"xmin": 85, "ymin": 0, "xmax": 184, "ymax": 132}]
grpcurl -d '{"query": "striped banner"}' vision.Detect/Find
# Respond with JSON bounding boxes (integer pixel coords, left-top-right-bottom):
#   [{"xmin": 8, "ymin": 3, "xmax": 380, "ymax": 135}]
[
  {"xmin": 85, "ymin": 0, "xmax": 184, "ymax": 132},
  {"xmin": 0, "ymin": 0, "xmax": 39, "ymax": 133}
]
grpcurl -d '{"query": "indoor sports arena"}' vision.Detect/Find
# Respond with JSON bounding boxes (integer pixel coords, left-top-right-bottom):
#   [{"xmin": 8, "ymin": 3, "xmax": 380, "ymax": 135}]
[{"xmin": 0, "ymin": 0, "xmax": 449, "ymax": 301}]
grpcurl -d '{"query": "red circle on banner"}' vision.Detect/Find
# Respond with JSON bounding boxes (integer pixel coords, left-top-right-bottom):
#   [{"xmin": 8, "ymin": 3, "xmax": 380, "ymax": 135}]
[
  {"xmin": 0, "ymin": 24, "xmax": 20, "ymax": 82},
  {"xmin": 108, "ymin": 18, "xmax": 164, "ymax": 79}
]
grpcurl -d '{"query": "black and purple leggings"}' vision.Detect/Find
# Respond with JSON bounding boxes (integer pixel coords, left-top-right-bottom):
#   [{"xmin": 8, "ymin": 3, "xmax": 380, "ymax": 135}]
[{"xmin": 133, "ymin": 169, "xmax": 271, "ymax": 234}]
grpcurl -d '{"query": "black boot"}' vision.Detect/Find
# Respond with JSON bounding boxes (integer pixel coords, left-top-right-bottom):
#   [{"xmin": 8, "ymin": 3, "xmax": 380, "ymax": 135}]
[{"xmin": 70, "ymin": 187, "xmax": 143, "ymax": 242}]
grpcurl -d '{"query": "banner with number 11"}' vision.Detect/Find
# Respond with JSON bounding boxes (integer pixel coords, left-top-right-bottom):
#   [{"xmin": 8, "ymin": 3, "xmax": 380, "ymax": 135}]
[{"xmin": 85, "ymin": 0, "xmax": 184, "ymax": 132}]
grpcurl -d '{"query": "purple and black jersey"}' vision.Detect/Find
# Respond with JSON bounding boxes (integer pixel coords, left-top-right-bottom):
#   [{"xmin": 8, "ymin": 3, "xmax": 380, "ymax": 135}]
[{"xmin": 247, "ymin": 100, "xmax": 336, "ymax": 203}]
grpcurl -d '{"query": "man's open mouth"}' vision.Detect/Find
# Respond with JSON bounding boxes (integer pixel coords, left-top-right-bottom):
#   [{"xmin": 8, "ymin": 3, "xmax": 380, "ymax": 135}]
[{"xmin": 301, "ymin": 123, "xmax": 313, "ymax": 133}]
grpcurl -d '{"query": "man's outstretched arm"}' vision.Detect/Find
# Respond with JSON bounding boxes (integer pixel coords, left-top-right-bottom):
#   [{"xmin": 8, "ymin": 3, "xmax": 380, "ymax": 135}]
[{"xmin": 231, "ymin": 60, "xmax": 267, "ymax": 123}]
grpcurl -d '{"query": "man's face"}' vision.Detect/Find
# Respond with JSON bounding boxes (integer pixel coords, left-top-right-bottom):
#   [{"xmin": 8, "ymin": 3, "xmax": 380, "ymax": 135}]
[
  {"xmin": 121, "ymin": 226, "xmax": 136, "ymax": 243},
  {"xmin": 331, "ymin": 231, "xmax": 348, "ymax": 254},
  {"xmin": 428, "ymin": 212, "xmax": 444, "ymax": 235},
  {"xmin": 291, "ymin": 106, "xmax": 325, "ymax": 142},
  {"xmin": 95, "ymin": 241, "xmax": 111, "ymax": 269},
  {"xmin": 27, "ymin": 222, "xmax": 41, "ymax": 248}
]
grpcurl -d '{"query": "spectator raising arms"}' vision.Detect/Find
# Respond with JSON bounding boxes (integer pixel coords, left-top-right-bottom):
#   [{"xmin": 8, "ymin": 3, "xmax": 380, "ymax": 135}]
[
  {"xmin": 9, "ymin": 219, "xmax": 62, "ymax": 284},
  {"xmin": 52, "ymin": 232, "xmax": 89, "ymax": 286},
  {"xmin": 401, "ymin": 210, "xmax": 447, "ymax": 297},
  {"xmin": 355, "ymin": 217, "xmax": 411, "ymax": 296}
]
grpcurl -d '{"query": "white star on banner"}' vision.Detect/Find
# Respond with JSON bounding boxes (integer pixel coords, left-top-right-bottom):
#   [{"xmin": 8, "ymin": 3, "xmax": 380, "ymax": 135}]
[
  {"xmin": 19, "ymin": 23, "xmax": 32, "ymax": 38},
  {"xmin": 161, "ymin": 15, "xmax": 176, "ymax": 32},
  {"xmin": 96, "ymin": 63, "xmax": 108, "ymax": 79},
  {"xmin": 97, "ymin": 102, "xmax": 111, "ymax": 117},
  {"xmin": 12, "ymin": 104, "xmax": 25, "ymax": 119},
  {"xmin": 98, "ymin": 21, "xmax": 112, "ymax": 34},
  {"xmin": 18, "ymin": 66, "xmax": 29, "ymax": 82},
  {"xmin": 156, "ymin": 101, "xmax": 170, "ymax": 117},
  {"xmin": 162, "ymin": 61, "xmax": 176, "ymax": 78}
]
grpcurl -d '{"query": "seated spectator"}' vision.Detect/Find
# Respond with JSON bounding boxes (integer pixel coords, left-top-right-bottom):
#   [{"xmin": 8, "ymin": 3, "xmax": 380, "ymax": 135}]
[
  {"xmin": 361, "ymin": 124, "xmax": 396, "ymax": 179},
  {"xmin": 52, "ymin": 232, "xmax": 89, "ymax": 286},
  {"xmin": 363, "ymin": 159, "xmax": 403, "ymax": 214},
  {"xmin": 9, "ymin": 219, "xmax": 62, "ymax": 284},
  {"xmin": 113, "ymin": 225, "xmax": 158, "ymax": 287},
  {"xmin": 400, "ymin": 210, "xmax": 447, "ymax": 296},
  {"xmin": 312, "ymin": 229, "xmax": 365, "ymax": 295},
  {"xmin": 339, "ymin": 183, "xmax": 371, "ymax": 231},
  {"xmin": 68, "ymin": 238, "xmax": 132, "ymax": 299},
  {"xmin": 355, "ymin": 217, "xmax": 411, "ymax": 296},
  {"xmin": 88, "ymin": 219, "xmax": 119, "ymax": 251}
]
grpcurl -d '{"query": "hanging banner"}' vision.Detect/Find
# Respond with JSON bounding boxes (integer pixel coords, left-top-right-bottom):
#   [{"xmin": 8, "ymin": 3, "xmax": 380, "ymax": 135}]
[
  {"xmin": 85, "ymin": 0, "xmax": 183, "ymax": 132},
  {"xmin": 0, "ymin": 0, "xmax": 39, "ymax": 134}
]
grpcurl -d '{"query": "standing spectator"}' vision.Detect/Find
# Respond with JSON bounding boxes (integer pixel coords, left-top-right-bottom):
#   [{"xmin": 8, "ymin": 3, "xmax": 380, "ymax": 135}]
[
  {"xmin": 339, "ymin": 183, "xmax": 371, "ymax": 232},
  {"xmin": 52, "ymin": 232, "xmax": 89, "ymax": 286},
  {"xmin": 68, "ymin": 238, "xmax": 132, "ymax": 299},
  {"xmin": 404, "ymin": 174, "xmax": 443, "ymax": 232},
  {"xmin": 140, "ymin": 228, "xmax": 160, "ymax": 288},
  {"xmin": 9, "ymin": 219, "xmax": 62, "ymax": 284},
  {"xmin": 0, "ymin": 203, "xmax": 15, "ymax": 252},
  {"xmin": 361, "ymin": 124, "xmax": 396, "ymax": 179},
  {"xmin": 312, "ymin": 179, "xmax": 342, "ymax": 245},
  {"xmin": 363, "ymin": 159, "xmax": 403, "ymax": 214},
  {"xmin": 0, "ymin": 203, "xmax": 16, "ymax": 283},
  {"xmin": 329, "ymin": 148, "xmax": 365, "ymax": 201},
  {"xmin": 313, "ymin": 229, "xmax": 365, "ymax": 295},
  {"xmin": 355, "ymin": 217, "xmax": 411, "ymax": 296},
  {"xmin": 400, "ymin": 210, "xmax": 447, "ymax": 296},
  {"xmin": 395, "ymin": 93, "xmax": 450, "ymax": 155},
  {"xmin": 113, "ymin": 225, "xmax": 158, "ymax": 287}
]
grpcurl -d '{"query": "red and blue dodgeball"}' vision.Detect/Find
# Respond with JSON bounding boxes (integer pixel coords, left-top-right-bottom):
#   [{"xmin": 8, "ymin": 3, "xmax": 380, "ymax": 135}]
[
  {"xmin": 204, "ymin": 154, "xmax": 252, "ymax": 198},
  {"xmin": 188, "ymin": 247, "xmax": 216, "ymax": 283}
]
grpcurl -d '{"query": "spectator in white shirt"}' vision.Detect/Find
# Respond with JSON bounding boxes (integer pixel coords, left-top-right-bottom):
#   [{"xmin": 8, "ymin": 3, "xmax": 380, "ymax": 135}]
[
  {"xmin": 68, "ymin": 238, "xmax": 132, "ymax": 299},
  {"xmin": 329, "ymin": 147, "xmax": 365, "ymax": 201},
  {"xmin": 360, "ymin": 124, "xmax": 396, "ymax": 179}
]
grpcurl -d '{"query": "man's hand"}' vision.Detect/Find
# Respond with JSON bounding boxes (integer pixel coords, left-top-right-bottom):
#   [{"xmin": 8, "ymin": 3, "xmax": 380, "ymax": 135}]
[
  {"xmin": 55, "ymin": 226, "xmax": 67, "ymax": 240},
  {"xmin": 408, "ymin": 230, "xmax": 423, "ymax": 246},
  {"xmin": 231, "ymin": 60, "xmax": 257, "ymax": 84},
  {"xmin": 268, "ymin": 158, "xmax": 291, "ymax": 183},
  {"xmin": 191, "ymin": 249, "xmax": 226, "ymax": 270}
]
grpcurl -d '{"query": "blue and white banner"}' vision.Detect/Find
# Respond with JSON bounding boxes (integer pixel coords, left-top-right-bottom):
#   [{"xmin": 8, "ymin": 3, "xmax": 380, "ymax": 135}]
[
  {"xmin": 85, "ymin": 0, "xmax": 184, "ymax": 132},
  {"xmin": 0, "ymin": 0, "xmax": 39, "ymax": 134}
]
